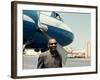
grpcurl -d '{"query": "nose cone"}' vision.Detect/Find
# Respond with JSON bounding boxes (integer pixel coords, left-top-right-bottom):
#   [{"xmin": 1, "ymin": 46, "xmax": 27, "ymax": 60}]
[{"xmin": 39, "ymin": 13, "xmax": 74, "ymax": 46}]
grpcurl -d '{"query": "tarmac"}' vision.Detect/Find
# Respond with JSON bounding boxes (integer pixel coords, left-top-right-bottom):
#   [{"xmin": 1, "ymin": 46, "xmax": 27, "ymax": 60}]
[{"xmin": 23, "ymin": 55, "xmax": 91, "ymax": 69}]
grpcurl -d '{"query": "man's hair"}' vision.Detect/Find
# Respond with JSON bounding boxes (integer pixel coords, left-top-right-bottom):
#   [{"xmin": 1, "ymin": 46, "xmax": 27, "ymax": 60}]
[{"xmin": 48, "ymin": 38, "xmax": 57, "ymax": 43}]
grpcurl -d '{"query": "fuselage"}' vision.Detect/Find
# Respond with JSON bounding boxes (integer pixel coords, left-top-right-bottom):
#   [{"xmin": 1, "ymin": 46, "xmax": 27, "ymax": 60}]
[{"xmin": 23, "ymin": 10, "xmax": 74, "ymax": 51}]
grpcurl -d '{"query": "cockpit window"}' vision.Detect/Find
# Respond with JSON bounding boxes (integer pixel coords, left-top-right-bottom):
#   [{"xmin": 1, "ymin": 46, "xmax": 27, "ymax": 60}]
[{"xmin": 51, "ymin": 11, "xmax": 63, "ymax": 22}]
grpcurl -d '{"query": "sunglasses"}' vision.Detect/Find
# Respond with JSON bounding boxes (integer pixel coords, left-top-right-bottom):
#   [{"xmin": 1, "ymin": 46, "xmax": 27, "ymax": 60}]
[{"xmin": 49, "ymin": 42, "xmax": 57, "ymax": 45}]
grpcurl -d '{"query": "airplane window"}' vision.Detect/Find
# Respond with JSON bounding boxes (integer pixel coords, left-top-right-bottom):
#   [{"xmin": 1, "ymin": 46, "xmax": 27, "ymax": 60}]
[{"xmin": 51, "ymin": 12, "xmax": 63, "ymax": 22}]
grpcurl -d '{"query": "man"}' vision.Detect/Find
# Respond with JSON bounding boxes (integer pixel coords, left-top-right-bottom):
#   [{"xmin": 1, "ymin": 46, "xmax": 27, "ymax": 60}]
[{"xmin": 37, "ymin": 38, "xmax": 62, "ymax": 68}]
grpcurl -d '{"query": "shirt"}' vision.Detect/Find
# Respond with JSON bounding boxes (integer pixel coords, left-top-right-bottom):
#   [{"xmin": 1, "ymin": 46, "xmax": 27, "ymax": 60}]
[{"xmin": 37, "ymin": 50, "xmax": 62, "ymax": 68}]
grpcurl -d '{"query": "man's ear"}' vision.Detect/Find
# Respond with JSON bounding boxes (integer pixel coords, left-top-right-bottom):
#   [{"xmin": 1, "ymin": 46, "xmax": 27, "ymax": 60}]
[{"xmin": 48, "ymin": 43, "xmax": 49, "ymax": 48}]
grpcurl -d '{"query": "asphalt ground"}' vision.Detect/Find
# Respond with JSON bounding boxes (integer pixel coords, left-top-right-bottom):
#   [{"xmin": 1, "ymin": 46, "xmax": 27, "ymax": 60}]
[{"xmin": 23, "ymin": 55, "xmax": 91, "ymax": 69}]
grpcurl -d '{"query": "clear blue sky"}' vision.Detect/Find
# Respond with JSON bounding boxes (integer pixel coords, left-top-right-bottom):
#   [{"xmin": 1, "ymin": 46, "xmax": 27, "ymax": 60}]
[{"xmin": 58, "ymin": 12, "xmax": 91, "ymax": 50}]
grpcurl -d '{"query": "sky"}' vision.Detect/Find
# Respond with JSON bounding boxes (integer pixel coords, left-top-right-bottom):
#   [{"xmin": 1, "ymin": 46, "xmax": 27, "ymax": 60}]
[{"xmin": 58, "ymin": 12, "xmax": 91, "ymax": 50}]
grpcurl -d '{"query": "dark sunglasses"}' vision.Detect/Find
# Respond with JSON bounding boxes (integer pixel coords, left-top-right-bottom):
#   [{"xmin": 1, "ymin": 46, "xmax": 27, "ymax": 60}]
[{"xmin": 49, "ymin": 43, "xmax": 57, "ymax": 45}]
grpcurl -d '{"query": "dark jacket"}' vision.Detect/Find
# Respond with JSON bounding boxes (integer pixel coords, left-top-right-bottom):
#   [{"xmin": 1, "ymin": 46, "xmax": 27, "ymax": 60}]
[{"xmin": 37, "ymin": 50, "xmax": 62, "ymax": 68}]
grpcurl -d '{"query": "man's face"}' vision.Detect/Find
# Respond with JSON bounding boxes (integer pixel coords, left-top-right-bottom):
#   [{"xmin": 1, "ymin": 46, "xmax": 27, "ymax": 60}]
[{"xmin": 48, "ymin": 39, "xmax": 57, "ymax": 51}]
